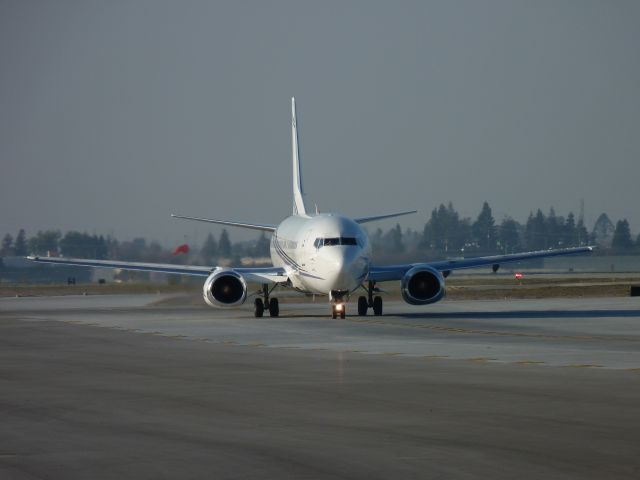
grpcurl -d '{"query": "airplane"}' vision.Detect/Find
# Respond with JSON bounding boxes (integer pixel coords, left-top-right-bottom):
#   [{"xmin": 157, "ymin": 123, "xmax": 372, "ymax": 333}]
[{"xmin": 29, "ymin": 98, "xmax": 593, "ymax": 319}]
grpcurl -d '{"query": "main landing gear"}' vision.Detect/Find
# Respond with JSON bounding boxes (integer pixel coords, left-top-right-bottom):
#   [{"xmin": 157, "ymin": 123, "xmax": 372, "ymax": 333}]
[
  {"xmin": 357, "ymin": 281, "xmax": 383, "ymax": 316},
  {"xmin": 254, "ymin": 284, "xmax": 279, "ymax": 318}
]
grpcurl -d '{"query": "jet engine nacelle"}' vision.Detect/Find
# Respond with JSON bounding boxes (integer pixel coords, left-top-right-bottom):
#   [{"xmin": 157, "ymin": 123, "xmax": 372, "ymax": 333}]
[
  {"xmin": 401, "ymin": 265, "xmax": 446, "ymax": 305},
  {"xmin": 203, "ymin": 269, "xmax": 247, "ymax": 307}
]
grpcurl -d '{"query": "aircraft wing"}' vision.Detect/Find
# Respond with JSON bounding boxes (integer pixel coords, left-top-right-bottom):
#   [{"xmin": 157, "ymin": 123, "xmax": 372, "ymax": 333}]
[
  {"xmin": 368, "ymin": 246, "xmax": 594, "ymax": 282},
  {"xmin": 27, "ymin": 256, "xmax": 287, "ymax": 284}
]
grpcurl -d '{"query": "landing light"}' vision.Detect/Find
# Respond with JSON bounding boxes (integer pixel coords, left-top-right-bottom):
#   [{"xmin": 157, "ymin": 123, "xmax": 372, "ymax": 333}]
[{"xmin": 335, "ymin": 303, "xmax": 343, "ymax": 311}]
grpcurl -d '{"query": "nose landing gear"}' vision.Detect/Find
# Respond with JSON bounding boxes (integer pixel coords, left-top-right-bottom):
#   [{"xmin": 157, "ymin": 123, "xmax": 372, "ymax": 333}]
[
  {"xmin": 330, "ymin": 290, "xmax": 348, "ymax": 319},
  {"xmin": 332, "ymin": 302, "xmax": 346, "ymax": 319}
]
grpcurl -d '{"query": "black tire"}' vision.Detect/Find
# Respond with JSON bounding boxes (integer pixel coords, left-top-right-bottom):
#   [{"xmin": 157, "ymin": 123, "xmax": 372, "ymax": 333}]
[
  {"xmin": 332, "ymin": 309, "xmax": 337, "ymax": 319},
  {"xmin": 340, "ymin": 308, "xmax": 346, "ymax": 319},
  {"xmin": 373, "ymin": 296, "xmax": 383, "ymax": 316},
  {"xmin": 357, "ymin": 296, "xmax": 368, "ymax": 316},
  {"xmin": 254, "ymin": 298, "xmax": 264, "ymax": 318},
  {"xmin": 268, "ymin": 297, "xmax": 279, "ymax": 317}
]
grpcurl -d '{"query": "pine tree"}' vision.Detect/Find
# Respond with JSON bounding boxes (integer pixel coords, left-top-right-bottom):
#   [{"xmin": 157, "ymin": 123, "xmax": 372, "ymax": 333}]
[
  {"xmin": 472, "ymin": 201, "xmax": 496, "ymax": 253},
  {"xmin": 611, "ymin": 219, "xmax": 633, "ymax": 251},
  {"xmin": 14, "ymin": 229, "xmax": 27, "ymax": 256},
  {"xmin": 371, "ymin": 228, "xmax": 384, "ymax": 253},
  {"xmin": 96, "ymin": 235, "xmax": 108, "ymax": 259},
  {"xmin": 592, "ymin": 213, "xmax": 615, "ymax": 247},
  {"xmin": 421, "ymin": 202, "xmax": 469, "ymax": 253},
  {"xmin": 218, "ymin": 229, "xmax": 232, "ymax": 258},
  {"xmin": 563, "ymin": 212, "xmax": 577, "ymax": 247},
  {"xmin": 498, "ymin": 218, "xmax": 521, "ymax": 253},
  {"xmin": 525, "ymin": 210, "xmax": 547, "ymax": 250},
  {"xmin": 1, "ymin": 234, "xmax": 13, "ymax": 256},
  {"xmin": 546, "ymin": 208, "xmax": 563, "ymax": 248},
  {"xmin": 201, "ymin": 233, "xmax": 218, "ymax": 263},
  {"xmin": 253, "ymin": 232, "xmax": 271, "ymax": 257},
  {"xmin": 388, "ymin": 224, "xmax": 405, "ymax": 253},
  {"xmin": 576, "ymin": 218, "xmax": 589, "ymax": 246},
  {"xmin": 28, "ymin": 230, "xmax": 61, "ymax": 255}
]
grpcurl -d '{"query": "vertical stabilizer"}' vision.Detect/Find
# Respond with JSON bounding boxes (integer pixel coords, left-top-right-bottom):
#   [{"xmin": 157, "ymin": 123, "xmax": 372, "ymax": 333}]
[{"xmin": 291, "ymin": 97, "xmax": 308, "ymax": 215}]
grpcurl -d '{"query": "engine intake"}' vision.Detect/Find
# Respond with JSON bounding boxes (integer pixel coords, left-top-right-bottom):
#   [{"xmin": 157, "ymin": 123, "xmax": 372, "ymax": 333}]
[
  {"xmin": 203, "ymin": 269, "xmax": 247, "ymax": 307},
  {"xmin": 401, "ymin": 265, "xmax": 446, "ymax": 305}
]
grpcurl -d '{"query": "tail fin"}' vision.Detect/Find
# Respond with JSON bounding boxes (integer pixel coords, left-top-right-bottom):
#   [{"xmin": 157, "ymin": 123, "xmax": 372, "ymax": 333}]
[{"xmin": 291, "ymin": 97, "xmax": 308, "ymax": 216}]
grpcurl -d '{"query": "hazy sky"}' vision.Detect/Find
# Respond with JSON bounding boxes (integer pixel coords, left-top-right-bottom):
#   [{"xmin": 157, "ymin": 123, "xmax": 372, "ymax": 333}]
[{"xmin": 2, "ymin": 0, "xmax": 639, "ymax": 246}]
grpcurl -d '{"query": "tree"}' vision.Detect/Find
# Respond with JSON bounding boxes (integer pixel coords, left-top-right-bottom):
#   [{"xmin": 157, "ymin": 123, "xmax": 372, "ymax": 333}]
[
  {"xmin": 421, "ymin": 202, "xmax": 470, "ymax": 253},
  {"xmin": 1, "ymin": 234, "xmax": 13, "ymax": 256},
  {"xmin": 385, "ymin": 224, "xmax": 405, "ymax": 253},
  {"xmin": 498, "ymin": 218, "xmax": 521, "ymax": 253},
  {"xmin": 252, "ymin": 232, "xmax": 271, "ymax": 257},
  {"xmin": 28, "ymin": 230, "xmax": 61, "ymax": 256},
  {"xmin": 576, "ymin": 217, "xmax": 589, "ymax": 246},
  {"xmin": 592, "ymin": 213, "xmax": 615, "ymax": 247},
  {"xmin": 472, "ymin": 201, "xmax": 496, "ymax": 253},
  {"xmin": 218, "ymin": 229, "xmax": 232, "ymax": 258},
  {"xmin": 14, "ymin": 229, "xmax": 28, "ymax": 256},
  {"xmin": 201, "ymin": 233, "xmax": 218, "ymax": 263},
  {"xmin": 117, "ymin": 238, "xmax": 148, "ymax": 261},
  {"xmin": 59, "ymin": 231, "xmax": 107, "ymax": 259},
  {"xmin": 611, "ymin": 219, "xmax": 633, "ymax": 251},
  {"xmin": 525, "ymin": 210, "xmax": 547, "ymax": 250},
  {"xmin": 563, "ymin": 212, "xmax": 577, "ymax": 247},
  {"xmin": 371, "ymin": 228, "xmax": 384, "ymax": 253},
  {"xmin": 546, "ymin": 208, "xmax": 563, "ymax": 248}
]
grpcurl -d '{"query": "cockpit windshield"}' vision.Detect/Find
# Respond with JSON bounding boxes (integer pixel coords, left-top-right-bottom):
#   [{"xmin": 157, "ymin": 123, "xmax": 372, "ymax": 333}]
[{"xmin": 314, "ymin": 237, "xmax": 358, "ymax": 248}]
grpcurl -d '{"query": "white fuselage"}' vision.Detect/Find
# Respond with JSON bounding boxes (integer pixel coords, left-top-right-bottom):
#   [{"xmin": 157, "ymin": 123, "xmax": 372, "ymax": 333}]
[{"xmin": 270, "ymin": 213, "xmax": 371, "ymax": 297}]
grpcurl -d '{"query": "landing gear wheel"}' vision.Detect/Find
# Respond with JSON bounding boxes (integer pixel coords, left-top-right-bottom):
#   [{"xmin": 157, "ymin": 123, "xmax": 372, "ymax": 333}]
[
  {"xmin": 357, "ymin": 296, "xmax": 368, "ymax": 316},
  {"xmin": 373, "ymin": 296, "xmax": 383, "ymax": 316},
  {"xmin": 268, "ymin": 297, "xmax": 279, "ymax": 317},
  {"xmin": 254, "ymin": 298, "xmax": 264, "ymax": 318},
  {"xmin": 332, "ymin": 303, "xmax": 345, "ymax": 319}
]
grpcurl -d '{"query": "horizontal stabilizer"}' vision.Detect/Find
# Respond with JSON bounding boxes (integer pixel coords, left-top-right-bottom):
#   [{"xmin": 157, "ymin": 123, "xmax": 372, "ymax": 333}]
[
  {"xmin": 171, "ymin": 214, "xmax": 276, "ymax": 232},
  {"xmin": 354, "ymin": 210, "xmax": 417, "ymax": 224}
]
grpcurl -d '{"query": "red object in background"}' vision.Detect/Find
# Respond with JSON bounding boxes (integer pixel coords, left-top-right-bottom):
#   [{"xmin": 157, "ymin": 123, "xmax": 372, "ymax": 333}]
[
  {"xmin": 514, "ymin": 272, "xmax": 523, "ymax": 280},
  {"xmin": 172, "ymin": 244, "xmax": 190, "ymax": 256}
]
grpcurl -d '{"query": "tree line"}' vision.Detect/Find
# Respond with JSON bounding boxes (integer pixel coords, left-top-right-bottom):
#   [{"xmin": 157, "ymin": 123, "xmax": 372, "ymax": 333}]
[
  {"xmin": 370, "ymin": 202, "xmax": 639, "ymax": 262},
  {"xmin": 2, "ymin": 202, "xmax": 639, "ymax": 265},
  {"xmin": 0, "ymin": 228, "xmax": 271, "ymax": 265}
]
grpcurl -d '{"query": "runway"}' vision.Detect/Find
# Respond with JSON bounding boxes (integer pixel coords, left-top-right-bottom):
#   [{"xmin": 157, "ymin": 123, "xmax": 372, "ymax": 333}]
[
  {"xmin": 5, "ymin": 294, "xmax": 640, "ymax": 369},
  {"xmin": 1, "ymin": 295, "xmax": 640, "ymax": 479}
]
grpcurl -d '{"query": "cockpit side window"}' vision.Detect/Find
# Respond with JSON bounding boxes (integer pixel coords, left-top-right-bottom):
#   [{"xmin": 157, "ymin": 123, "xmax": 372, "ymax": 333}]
[
  {"xmin": 340, "ymin": 237, "xmax": 357, "ymax": 245},
  {"xmin": 324, "ymin": 237, "xmax": 340, "ymax": 246}
]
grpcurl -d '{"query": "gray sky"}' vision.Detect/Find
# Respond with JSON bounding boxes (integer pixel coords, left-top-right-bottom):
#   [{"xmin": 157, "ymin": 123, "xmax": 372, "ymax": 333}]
[{"xmin": 2, "ymin": 0, "xmax": 639, "ymax": 246}]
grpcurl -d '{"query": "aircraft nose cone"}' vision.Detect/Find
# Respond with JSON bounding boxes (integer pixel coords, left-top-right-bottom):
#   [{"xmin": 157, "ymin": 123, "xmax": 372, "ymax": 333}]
[{"xmin": 322, "ymin": 247, "xmax": 368, "ymax": 290}]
